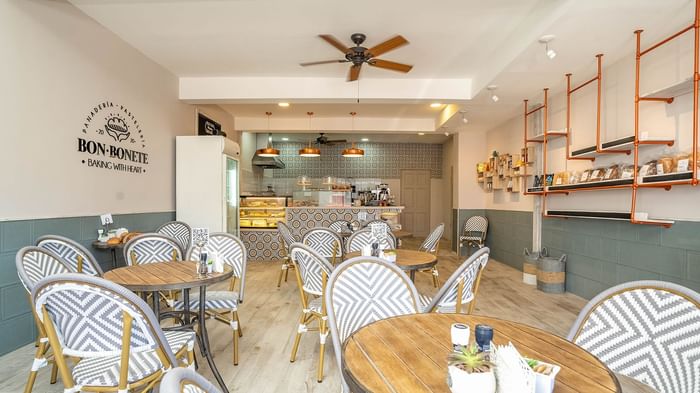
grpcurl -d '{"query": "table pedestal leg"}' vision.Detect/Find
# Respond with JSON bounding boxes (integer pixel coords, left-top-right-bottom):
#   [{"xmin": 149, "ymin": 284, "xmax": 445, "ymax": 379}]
[
  {"xmin": 152, "ymin": 291, "xmax": 160, "ymax": 323},
  {"xmin": 110, "ymin": 249, "xmax": 118, "ymax": 269},
  {"xmin": 410, "ymin": 270, "xmax": 416, "ymax": 282},
  {"xmin": 199, "ymin": 285, "xmax": 229, "ymax": 393}
]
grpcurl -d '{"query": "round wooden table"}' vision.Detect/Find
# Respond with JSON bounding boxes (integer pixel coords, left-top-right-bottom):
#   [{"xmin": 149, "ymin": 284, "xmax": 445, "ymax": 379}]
[
  {"xmin": 345, "ymin": 249, "xmax": 436, "ymax": 281},
  {"xmin": 342, "ymin": 313, "xmax": 621, "ymax": 393},
  {"xmin": 104, "ymin": 261, "xmax": 232, "ymax": 393}
]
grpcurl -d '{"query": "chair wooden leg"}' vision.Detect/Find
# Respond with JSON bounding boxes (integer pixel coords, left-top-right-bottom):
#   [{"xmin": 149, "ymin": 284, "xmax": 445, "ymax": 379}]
[
  {"xmin": 277, "ymin": 263, "xmax": 287, "ymax": 287},
  {"xmin": 23, "ymin": 341, "xmax": 49, "ymax": 393},
  {"xmin": 431, "ymin": 267, "xmax": 440, "ymax": 288},
  {"xmin": 317, "ymin": 318, "xmax": 327, "ymax": 383},
  {"xmin": 49, "ymin": 362, "xmax": 58, "ymax": 384},
  {"xmin": 232, "ymin": 310, "xmax": 240, "ymax": 365},
  {"xmin": 285, "ymin": 265, "xmax": 290, "ymax": 282},
  {"xmin": 290, "ymin": 312, "xmax": 307, "ymax": 363},
  {"xmin": 235, "ymin": 311, "xmax": 243, "ymax": 337}
]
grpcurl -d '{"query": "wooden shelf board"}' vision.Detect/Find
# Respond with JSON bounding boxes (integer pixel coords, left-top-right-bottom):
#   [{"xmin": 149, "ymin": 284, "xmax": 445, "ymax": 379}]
[
  {"xmin": 570, "ymin": 134, "xmax": 673, "ymax": 158},
  {"xmin": 641, "ymin": 78, "xmax": 693, "ymax": 100},
  {"xmin": 546, "ymin": 210, "xmax": 631, "ymax": 221},
  {"xmin": 547, "ymin": 178, "xmax": 633, "ymax": 192},
  {"xmin": 640, "ymin": 171, "xmax": 693, "ymax": 185}
]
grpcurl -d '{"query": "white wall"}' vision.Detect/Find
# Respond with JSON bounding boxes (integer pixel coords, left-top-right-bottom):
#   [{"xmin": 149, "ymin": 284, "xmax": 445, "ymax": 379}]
[
  {"xmin": 0, "ymin": 0, "xmax": 192, "ymax": 220},
  {"xmin": 456, "ymin": 131, "xmax": 487, "ymax": 210},
  {"xmin": 478, "ymin": 30, "xmax": 700, "ymax": 221}
]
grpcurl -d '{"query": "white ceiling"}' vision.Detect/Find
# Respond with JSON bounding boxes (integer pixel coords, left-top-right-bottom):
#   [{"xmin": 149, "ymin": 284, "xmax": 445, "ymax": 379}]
[
  {"xmin": 69, "ymin": 0, "xmax": 695, "ymax": 136},
  {"xmin": 267, "ymin": 132, "xmax": 450, "ymax": 144}
]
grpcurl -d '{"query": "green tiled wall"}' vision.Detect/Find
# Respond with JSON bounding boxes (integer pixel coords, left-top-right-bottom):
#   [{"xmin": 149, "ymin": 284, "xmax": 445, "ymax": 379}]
[
  {"xmin": 542, "ymin": 217, "xmax": 700, "ymax": 300},
  {"xmin": 0, "ymin": 211, "xmax": 174, "ymax": 355},
  {"xmin": 457, "ymin": 209, "xmax": 699, "ymax": 301}
]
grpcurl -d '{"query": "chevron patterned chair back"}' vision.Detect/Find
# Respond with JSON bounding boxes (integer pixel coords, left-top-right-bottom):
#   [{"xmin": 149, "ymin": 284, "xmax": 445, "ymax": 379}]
[
  {"xmin": 157, "ymin": 221, "xmax": 192, "ymax": 252},
  {"xmin": 36, "ymin": 235, "xmax": 103, "ymax": 276},
  {"xmin": 328, "ymin": 220, "xmax": 352, "ymax": 233},
  {"xmin": 290, "ymin": 243, "xmax": 334, "ymax": 297},
  {"xmin": 16, "ymin": 246, "xmax": 72, "ymax": 292},
  {"xmin": 32, "ymin": 273, "xmax": 178, "ymax": 392},
  {"xmin": 186, "ymin": 233, "xmax": 247, "ymax": 302},
  {"xmin": 277, "ymin": 221, "xmax": 297, "ymax": 253},
  {"xmin": 302, "ymin": 228, "xmax": 343, "ymax": 261},
  {"xmin": 161, "ymin": 367, "xmax": 222, "ymax": 393},
  {"xmin": 567, "ymin": 280, "xmax": 700, "ymax": 393},
  {"xmin": 419, "ymin": 223, "xmax": 445, "ymax": 254},
  {"xmin": 326, "ymin": 257, "xmax": 420, "ymax": 392},
  {"xmin": 461, "ymin": 216, "xmax": 488, "ymax": 242},
  {"xmin": 423, "ymin": 247, "xmax": 490, "ymax": 313},
  {"xmin": 345, "ymin": 228, "xmax": 396, "ymax": 253},
  {"xmin": 123, "ymin": 233, "xmax": 182, "ymax": 266},
  {"xmin": 362, "ymin": 219, "xmax": 392, "ymax": 232}
]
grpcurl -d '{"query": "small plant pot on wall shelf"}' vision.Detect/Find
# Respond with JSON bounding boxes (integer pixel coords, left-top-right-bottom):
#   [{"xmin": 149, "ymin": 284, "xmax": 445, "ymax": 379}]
[{"xmin": 447, "ymin": 366, "xmax": 496, "ymax": 393}]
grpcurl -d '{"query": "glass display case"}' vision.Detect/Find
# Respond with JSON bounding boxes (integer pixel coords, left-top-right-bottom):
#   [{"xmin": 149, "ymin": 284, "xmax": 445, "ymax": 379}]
[
  {"xmin": 239, "ymin": 196, "xmax": 287, "ymax": 229},
  {"xmin": 292, "ymin": 190, "xmax": 351, "ymax": 207}
]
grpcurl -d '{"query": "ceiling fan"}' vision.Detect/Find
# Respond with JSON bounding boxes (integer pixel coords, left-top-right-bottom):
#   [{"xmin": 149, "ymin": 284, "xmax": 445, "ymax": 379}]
[
  {"xmin": 316, "ymin": 133, "xmax": 347, "ymax": 145},
  {"xmin": 300, "ymin": 33, "xmax": 413, "ymax": 81}
]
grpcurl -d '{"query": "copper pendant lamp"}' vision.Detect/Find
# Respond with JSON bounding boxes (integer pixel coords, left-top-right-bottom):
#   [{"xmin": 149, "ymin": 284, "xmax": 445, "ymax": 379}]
[
  {"xmin": 342, "ymin": 112, "xmax": 364, "ymax": 157},
  {"xmin": 299, "ymin": 112, "xmax": 321, "ymax": 157},
  {"xmin": 256, "ymin": 112, "xmax": 280, "ymax": 157}
]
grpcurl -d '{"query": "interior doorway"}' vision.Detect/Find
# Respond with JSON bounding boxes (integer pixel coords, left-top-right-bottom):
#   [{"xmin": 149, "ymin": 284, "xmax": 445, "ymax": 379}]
[{"xmin": 400, "ymin": 169, "xmax": 431, "ymax": 237}]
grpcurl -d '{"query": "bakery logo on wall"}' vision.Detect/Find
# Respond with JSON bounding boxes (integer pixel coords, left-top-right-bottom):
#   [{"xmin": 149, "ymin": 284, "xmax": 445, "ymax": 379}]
[{"xmin": 77, "ymin": 101, "xmax": 148, "ymax": 174}]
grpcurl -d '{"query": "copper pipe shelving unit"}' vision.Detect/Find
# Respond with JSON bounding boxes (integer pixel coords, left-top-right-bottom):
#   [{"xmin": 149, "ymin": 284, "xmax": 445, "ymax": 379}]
[
  {"xmin": 629, "ymin": 0, "xmax": 700, "ymax": 228},
  {"xmin": 522, "ymin": 88, "xmax": 553, "ymax": 196}
]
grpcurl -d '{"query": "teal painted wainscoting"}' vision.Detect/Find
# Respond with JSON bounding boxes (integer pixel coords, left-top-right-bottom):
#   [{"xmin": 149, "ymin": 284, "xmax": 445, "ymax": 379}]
[
  {"xmin": 483, "ymin": 210, "xmax": 533, "ymax": 270},
  {"xmin": 542, "ymin": 217, "xmax": 700, "ymax": 300},
  {"xmin": 0, "ymin": 211, "xmax": 174, "ymax": 355}
]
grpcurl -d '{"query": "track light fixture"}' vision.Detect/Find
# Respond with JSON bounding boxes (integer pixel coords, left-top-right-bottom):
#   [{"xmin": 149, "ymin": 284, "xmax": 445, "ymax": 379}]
[
  {"xmin": 459, "ymin": 110, "xmax": 468, "ymax": 124},
  {"xmin": 487, "ymin": 85, "xmax": 499, "ymax": 102},
  {"xmin": 539, "ymin": 35, "xmax": 556, "ymax": 60}
]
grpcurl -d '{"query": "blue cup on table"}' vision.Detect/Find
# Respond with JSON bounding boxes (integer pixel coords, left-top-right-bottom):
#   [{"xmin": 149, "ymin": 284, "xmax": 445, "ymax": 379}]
[{"xmin": 475, "ymin": 324, "xmax": 493, "ymax": 352}]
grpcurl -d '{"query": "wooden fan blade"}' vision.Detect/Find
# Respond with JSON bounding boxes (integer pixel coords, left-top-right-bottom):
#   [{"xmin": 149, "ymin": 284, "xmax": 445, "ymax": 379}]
[
  {"xmin": 319, "ymin": 35, "xmax": 350, "ymax": 53},
  {"xmin": 300, "ymin": 59, "xmax": 347, "ymax": 66},
  {"xmin": 348, "ymin": 64, "xmax": 362, "ymax": 81},
  {"xmin": 369, "ymin": 59, "xmax": 413, "ymax": 73},
  {"xmin": 367, "ymin": 35, "xmax": 409, "ymax": 57}
]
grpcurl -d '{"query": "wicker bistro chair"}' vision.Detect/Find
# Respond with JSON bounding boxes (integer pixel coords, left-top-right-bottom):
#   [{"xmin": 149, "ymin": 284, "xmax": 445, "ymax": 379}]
[
  {"xmin": 123, "ymin": 233, "xmax": 183, "ymax": 266},
  {"xmin": 326, "ymin": 257, "xmax": 420, "ymax": 392},
  {"xmin": 328, "ymin": 220, "xmax": 353, "ymax": 233},
  {"xmin": 417, "ymin": 223, "xmax": 445, "ymax": 287},
  {"xmin": 421, "ymin": 247, "xmax": 490, "ymax": 314},
  {"xmin": 36, "ymin": 235, "xmax": 103, "ymax": 276},
  {"xmin": 161, "ymin": 367, "xmax": 222, "ymax": 393},
  {"xmin": 276, "ymin": 222, "xmax": 298, "ymax": 287},
  {"xmin": 345, "ymin": 228, "xmax": 396, "ymax": 254},
  {"xmin": 458, "ymin": 216, "xmax": 488, "ymax": 257},
  {"xmin": 157, "ymin": 221, "xmax": 192, "ymax": 253},
  {"xmin": 172, "ymin": 233, "xmax": 248, "ymax": 365},
  {"xmin": 288, "ymin": 243, "xmax": 335, "ymax": 382},
  {"xmin": 32, "ymin": 274, "xmax": 195, "ymax": 393},
  {"xmin": 567, "ymin": 280, "xmax": 700, "ymax": 393},
  {"xmin": 16, "ymin": 246, "xmax": 71, "ymax": 393},
  {"xmin": 302, "ymin": 228, "xmax": 343, "ymax": 265}
]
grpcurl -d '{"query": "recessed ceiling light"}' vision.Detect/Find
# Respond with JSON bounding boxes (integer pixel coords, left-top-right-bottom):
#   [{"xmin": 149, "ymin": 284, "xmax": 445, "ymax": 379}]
[
  {"xmin": 430, "ymin": 103, "xmax": 442, "ymax": 108},
  {"xmin": 278, "ymin": 102, "xmax": 290, "ymax": 107},
  {"xmin": 360, "ymin": 138, "xmax": 369, "ymax": 142},
  {"xmin": 418, "ymin": 132, "xmax": 425, "ymax": 136},
  {"xmin": 281, "ymin": 137, "xmax": 289, "ymax": 141}
]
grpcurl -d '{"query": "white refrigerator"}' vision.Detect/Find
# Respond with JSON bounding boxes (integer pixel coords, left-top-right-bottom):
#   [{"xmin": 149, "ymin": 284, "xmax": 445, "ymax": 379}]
[{"xmin": 176, "ymin": 136, "xmax": 240, "ymax": 235}]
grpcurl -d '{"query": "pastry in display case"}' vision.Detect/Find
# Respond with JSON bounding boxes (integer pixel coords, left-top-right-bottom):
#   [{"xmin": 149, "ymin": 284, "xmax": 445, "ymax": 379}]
[{"xmin": 239, "ymin": 196, "xmax": 287, "ymax": 229}]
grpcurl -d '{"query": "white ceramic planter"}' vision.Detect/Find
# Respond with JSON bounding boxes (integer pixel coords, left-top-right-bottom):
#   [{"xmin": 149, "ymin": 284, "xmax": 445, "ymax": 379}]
[{"xmin": 447, "ymin": 366, "xmax": 496, "ymax": 393}]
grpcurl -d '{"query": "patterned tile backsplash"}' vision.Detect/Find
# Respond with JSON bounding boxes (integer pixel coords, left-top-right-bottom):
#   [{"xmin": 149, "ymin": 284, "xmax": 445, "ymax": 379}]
[{"xmin": 271, "ymin": 142, "xmax": 442, "ymax": 179}]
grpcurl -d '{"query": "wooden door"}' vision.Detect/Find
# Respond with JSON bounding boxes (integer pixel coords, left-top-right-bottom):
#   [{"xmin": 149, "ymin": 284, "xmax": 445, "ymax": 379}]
[{"xmin": 400, "ymin": 169, "xmax": 431, "ymax": 237}]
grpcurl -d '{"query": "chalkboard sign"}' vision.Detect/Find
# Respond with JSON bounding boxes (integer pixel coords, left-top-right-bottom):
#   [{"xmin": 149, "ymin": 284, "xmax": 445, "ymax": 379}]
[{"xmin": 197, "ymin": 113, "xmax": 223, "ymax": 136}]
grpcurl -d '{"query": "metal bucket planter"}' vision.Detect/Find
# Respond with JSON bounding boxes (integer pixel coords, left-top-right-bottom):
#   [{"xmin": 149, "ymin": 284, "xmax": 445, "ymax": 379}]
[
  {"xmin": 523, "ymin": 248, "xmax": 540, "ymax": 286},
  {"xmin": 537, "ymin": 248, "xmax": 567, "ymax": 294}
]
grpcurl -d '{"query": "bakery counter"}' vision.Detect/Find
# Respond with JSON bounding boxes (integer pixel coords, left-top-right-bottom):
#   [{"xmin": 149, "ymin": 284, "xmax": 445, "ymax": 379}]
[
  {"xmin": 241, "ymin": 206, "xmax": 404, "ymax": 261},
  {"xmin": 240, "ymin": 228, "xmax": 285, "ymax": 262},
  {"xmin": 285, "ymin": 206, "xmax": 404, "ymax": 239}
]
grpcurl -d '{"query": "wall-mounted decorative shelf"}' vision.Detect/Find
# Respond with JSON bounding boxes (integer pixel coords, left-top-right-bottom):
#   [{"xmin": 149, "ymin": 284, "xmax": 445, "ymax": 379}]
[{"xmin": 640, "ymin": 77, "xmax": 693, "ymax": 101}]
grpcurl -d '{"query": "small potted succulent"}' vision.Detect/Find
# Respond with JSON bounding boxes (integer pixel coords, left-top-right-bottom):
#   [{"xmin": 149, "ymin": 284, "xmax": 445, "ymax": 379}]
[{"xmin": 447, "ymin": 345, "xmax": 496, "ymax": 393}]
